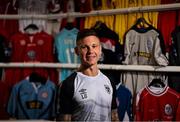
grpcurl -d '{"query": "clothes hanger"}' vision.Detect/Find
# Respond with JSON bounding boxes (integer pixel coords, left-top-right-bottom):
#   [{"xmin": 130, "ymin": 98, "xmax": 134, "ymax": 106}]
[
  {"xmin": 29, "ymin": 72, "xmax": 46, "ymax": 84},
  {"xmin": 24, "ymin": 24, "xmax": 39, "ymax": 32},
  {"xmin": 134, "ymin": 17, "xmax": 151, "ymax": 28},
  {"xmin": 148, "ymin": 78, "xmax": 165, "ymax": 88},
  {"xmin": 65, "ymin": 22, "xmax": 74, "ymax": 30},
  {"xmin": 93, "ymin": 21, "xmax": 105, "ymax": 30}
]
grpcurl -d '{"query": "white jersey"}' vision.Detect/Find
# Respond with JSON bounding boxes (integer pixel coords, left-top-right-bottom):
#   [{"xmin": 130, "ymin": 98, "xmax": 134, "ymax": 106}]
[
  {"xmin": 123, "ymin": 26, "xmax": 168, "ymax": 66},
  {"xmin": 57, "ymin": 70, "xmax": 117, "ymax": 121},
  {"xmin": 16, "ymin": 0, "xmax": 53, "ymax": 32},
  {"xmin": 122, "ymin": 26, "xmax": 169, "ymax": 95}
]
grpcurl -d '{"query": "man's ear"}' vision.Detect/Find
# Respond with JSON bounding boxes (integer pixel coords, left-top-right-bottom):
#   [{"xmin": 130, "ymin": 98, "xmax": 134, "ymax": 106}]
[{"xmin": 74, "ymin": 47, "xmax": 79, "ymax": 55}]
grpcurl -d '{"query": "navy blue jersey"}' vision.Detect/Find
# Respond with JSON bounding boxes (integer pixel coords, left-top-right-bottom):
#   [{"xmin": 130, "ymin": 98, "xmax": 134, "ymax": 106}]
[
  {"xmin": 116, "ymin": 84, "xmax": 133, "ymax": 121},
  {"xmin": 168, "ymin": 26, "xmax": 180, "ymax": 93},
  {"xmin": 7, "ymin": 77, "xmax": 56, "ymax": 120}
]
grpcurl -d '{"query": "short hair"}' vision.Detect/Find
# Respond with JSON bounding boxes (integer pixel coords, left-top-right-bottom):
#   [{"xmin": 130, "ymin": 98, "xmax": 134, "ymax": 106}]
[{"xmin": 76, "ymin": 28, "xmax": 98, "ymax": 44}]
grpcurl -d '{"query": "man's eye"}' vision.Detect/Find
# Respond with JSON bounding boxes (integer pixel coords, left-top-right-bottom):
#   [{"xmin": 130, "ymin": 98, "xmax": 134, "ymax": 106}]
[
  {"xmin": 92, "ymin": 45, "xmax": 97, "ymax": 48},
  {"xmin": 92, "ymin": 45, "xmax": 99, "ymax": 48},
  {"xmin": 80, "ymin": 46, "xmax": 87, "ymax": 49}
]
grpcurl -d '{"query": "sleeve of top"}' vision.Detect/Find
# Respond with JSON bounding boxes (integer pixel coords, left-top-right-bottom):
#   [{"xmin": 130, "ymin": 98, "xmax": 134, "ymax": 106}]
[
  {"xmin": 176, "ymin": 101, "xmax": 180, "ymax": 121},
  {"xmin": 154, "ymin": 33, "xmax": 169, "ymax": 66},
  {"xmin": 7, "ymin": 85, "xmax": 18, "ymax": 118},
  {"xmin": 57, "ymin": 72, "xmax": 76, "ymax": 114}
]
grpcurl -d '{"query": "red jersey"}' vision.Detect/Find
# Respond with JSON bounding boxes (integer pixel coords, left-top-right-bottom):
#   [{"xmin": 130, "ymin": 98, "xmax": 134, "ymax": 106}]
[
  {"xmin": 135, "ymin": 85, "xmax": 179, "ymax": 121},
  {"xmin": 4, "ymin": 31, "xmax": 58, "ymax": 89},
  {"xmin": 157, "ymin": 0, "xmax": 180, "ymax": 53}
]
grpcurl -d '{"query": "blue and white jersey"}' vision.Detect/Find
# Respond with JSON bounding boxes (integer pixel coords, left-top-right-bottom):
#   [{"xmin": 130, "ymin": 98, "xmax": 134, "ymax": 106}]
[
  {"xmin": 7, "ymin": 78, "xmax": 56, "ymax": 120},
  {"xmin": 55, "ymin": 27, "xmax": 80, "ymax": 81},
  {"xmin": 57, "ymin": 70, "xmax": 117, "ymax": 121}
]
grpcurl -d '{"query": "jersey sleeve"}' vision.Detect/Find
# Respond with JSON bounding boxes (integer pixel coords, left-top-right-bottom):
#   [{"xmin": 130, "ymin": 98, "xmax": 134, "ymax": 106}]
[
  {"xmin": 7, "ymin": 85, "xmax": 18, "ymax": 118},
  {"xmin": 57, "ymin": 73, "xmax": 76, "ymax": 115},
  {"xmin": 176, "ymin": 101, "xmax": 180, "ymax": 121}
]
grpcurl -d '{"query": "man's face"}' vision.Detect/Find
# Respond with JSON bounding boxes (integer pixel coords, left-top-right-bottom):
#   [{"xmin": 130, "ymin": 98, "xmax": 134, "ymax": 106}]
[{"xmin": 75, "ymin": 35, "xmax": 101, "ymax": 67}]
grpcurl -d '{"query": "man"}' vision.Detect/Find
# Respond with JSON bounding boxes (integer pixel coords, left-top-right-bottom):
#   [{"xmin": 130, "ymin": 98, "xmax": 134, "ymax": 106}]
[{"xmin": 56, "ymin": 28, "xmax": 119, "ymax": 121}]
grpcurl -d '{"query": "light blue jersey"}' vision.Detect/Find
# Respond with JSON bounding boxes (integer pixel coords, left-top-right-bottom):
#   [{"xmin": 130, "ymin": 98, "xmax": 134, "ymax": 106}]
[
  {"xmin": 7, "ymin": 78, "xmax": 56, "ymax": 120},
  {"xmin": 55, "ymin": 28, "xmax": 80, "ymax": 82}
]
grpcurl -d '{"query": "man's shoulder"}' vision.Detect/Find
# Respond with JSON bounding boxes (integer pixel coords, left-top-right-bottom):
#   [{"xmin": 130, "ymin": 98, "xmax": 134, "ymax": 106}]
[{"xmin": 61, "ymin": 72, "xmax": 77, "ymax": 86}]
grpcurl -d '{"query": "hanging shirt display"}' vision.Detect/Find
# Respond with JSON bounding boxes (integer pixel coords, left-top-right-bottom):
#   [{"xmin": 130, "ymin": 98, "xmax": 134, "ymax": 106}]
[
  {"xmin": 168, "ymin": 26, "xmax": 180, "ymax": 93},
  {"xmin": 15, "ymin": 0, "xmax": 53, "ymax": 32},
  {"xmin": 0, "ymin": 81, "xmax": 10, "ymax": 119},
  {"xmin": 4, "ymin": 30, "xmax": 57, "ymax": 90},
  {"xmin": 7, "ymin": 75, "xmax": 56, "ymax": 120},
  {"xmin": 135, "ymin": 84, "xmax": 180, "ymax": 121},
  {"xmin": 113, "ymin": 0, "xmax": 160, "ymax": 44},
  {"xmin": 157, "ymin": 0, "xmax": 180, "ymax": 53},
  {"xmin": 123, "ymin": 23, "xmax": 168, "ymax": 96},
  {"xmin": 116, "ymin": 83, "xmax": 133, "ymax": 121},
  {"xmin": 93, "ymin": 21, "xmax": 123, "ymax": 85},
  {"xmin": 0, "ymin": 0, "xmax": 18, "ymax": 36},
  {"xmin": 54, "ymin": 27, "xmax": 80, "ymax": 82}
]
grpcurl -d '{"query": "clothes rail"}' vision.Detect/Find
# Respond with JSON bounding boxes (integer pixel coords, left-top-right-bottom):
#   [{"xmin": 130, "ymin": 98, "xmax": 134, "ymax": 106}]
[
  {"xmin": 0, "ymin": 3, "xmax": 179, "ymax": 20},
  {"xmin": 0, "ymin": 63, "xmax": 180, "ymax": 73}
]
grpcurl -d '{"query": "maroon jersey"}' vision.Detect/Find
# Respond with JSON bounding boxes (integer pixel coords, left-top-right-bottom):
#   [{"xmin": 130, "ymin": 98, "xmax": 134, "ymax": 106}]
[
  {"xmin": 176, "ymin": 101, "xmax": 180, "ymax": 121},
  {"xmin": 0, "ymin": 0, "xmax": 18, "ymax": 36},
  {"xmin": 135, "ymin": 85, "xmax": 179, "ymax": 121},
  {"xmin": 0, "ymin": 81, "xmax": 10, "ymax": 119}
]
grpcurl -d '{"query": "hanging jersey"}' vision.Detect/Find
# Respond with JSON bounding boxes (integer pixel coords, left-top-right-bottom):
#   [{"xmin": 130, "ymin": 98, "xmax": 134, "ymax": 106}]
[
  {"xmin": 16, "ymin": 0, "xmax": 53, "ymax": 32},
  {"xmin": 0, "ymin": 34, "xmax": 9, "ymax": 79},
  {"xmin": 58, "ymin": 70, "xmax": 117, "ymax": 121},
  {"xmin": 113, "ymin": 0, "xmax": 160, "ymax": 44},
  {"xmin": 123, "ymin": 26, "xmax": 168, "ymax": 66},
  {"xmin": 157, "ymin": 0, "xmax": 180, "ymax": 53},
  {"xmin": 55, "ymin": 27, "xmax": 80, "ymax": 82},
  {"xmin": 176, "ymin": 101, "xmax": 180, "ymax": 121},
  {"xmin": 135, "ymin": 85, "xmax": 180, "ymax": 121},
  {"xmin": 7, "ymin": 78, "xmax": 56, "ymax": 119},
  {"xmin": 0, "ymin": 0, "xmax": 18, "ymax": 36},
  {"xmin": 116, "ymin": 84, "xmax": 133, "ymax": 121},
  {"xmin": 0, "ymin": 81, "xmax": 10, "ymax": 119},
  {"xmin": 123, "ymin": 26, "xmax": 168, "ymax": 95},
  {"xmin": 75, "ymin": 0, "xmax": 91, "ymax": 13},
  {"xmin": 84, "ymin": 0, "xmax": 114, "ymax": 31},
  {"xmin": 93, "ymin": 23, "xmax": 123, "ymax": 84},
  {"xmin": 168, "ymin": 26, "xmax": 180, "ymax": 93},
  {"xmin": 4, "ymin": 31, "xmax": 57, "ymax": 90}
]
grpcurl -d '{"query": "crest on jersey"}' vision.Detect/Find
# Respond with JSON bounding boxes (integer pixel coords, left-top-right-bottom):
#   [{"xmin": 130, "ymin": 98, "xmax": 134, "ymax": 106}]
[
  {"xmin": 27, "ymin": 50, "xmax": 36, "ymax": 60},
  {"xmin": 20, "ymin": 40, "xmax": 26, "ymax": 46},
  {"xmin": 41, "ymin": 91, "xmax": 48, "ymax": 99},
  {"xmin": 37, "ymin": 40, "xmax": 44, "ymax": 45},
  {"xmin": 164, "ymin": 104, "xmax": 172, "ymax": 116},
  {"xmin": 104, "ymin": 85, "xmax": 111, "ymax": 94},
  {"xmin": 79, "ymin": 89, "xmax": 87, "ymax": 99}
]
